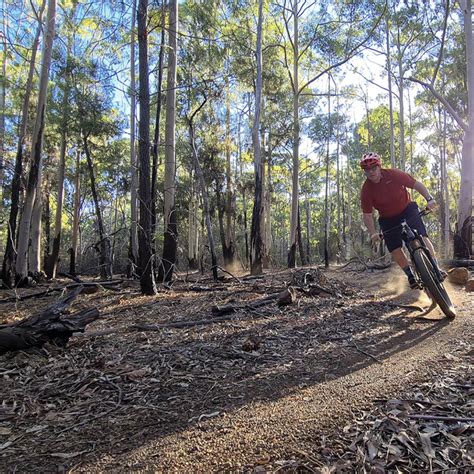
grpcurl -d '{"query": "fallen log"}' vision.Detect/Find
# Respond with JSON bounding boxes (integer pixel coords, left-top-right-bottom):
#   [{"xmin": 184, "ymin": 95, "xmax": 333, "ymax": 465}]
[
  {"xmin": 0, "ymin": 279, "xmax": 123, "ymax": 304},
  {"xmin": 0, "ymin": 286, "xmax": 100, "ymax": 355},
  {"xmin": 211, "ymin": 292, "xmax": 283, "ymax": 316}
]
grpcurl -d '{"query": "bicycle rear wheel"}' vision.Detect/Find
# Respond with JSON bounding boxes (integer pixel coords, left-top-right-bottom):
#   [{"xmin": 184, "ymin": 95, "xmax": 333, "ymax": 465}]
[{"xmin": 412, "ymin": 249, "xmax": 456, "ymax": 319}]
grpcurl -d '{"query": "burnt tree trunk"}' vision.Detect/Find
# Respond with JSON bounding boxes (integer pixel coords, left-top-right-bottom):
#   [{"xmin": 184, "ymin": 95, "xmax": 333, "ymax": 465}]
[
  {"xmin": 0, "ymin": 286, "xmax": 99, "ymax": 354},
  {"xmin": 82, "ymin": 133, "xmax": 112, "ymax": 280},
  {"xmin": 137, "ymin": 0, "xmax": 157, "ymax": 294}
]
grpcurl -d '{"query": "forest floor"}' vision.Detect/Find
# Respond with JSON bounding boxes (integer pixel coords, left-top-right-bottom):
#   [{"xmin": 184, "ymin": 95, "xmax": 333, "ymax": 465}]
[{"xmin": 0, "ymin": 264, "xmax": 472, "ymax": 472}]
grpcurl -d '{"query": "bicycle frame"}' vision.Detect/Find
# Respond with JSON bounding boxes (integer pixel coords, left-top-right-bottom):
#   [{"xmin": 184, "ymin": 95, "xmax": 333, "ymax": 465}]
[{"xmin": 400, "ymin": 215, "xmax": 444, "ymax": 284}]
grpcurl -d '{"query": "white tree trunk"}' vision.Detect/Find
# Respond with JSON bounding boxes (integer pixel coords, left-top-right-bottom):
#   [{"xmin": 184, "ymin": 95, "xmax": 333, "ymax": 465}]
[
  {"xmin": 288, "ymin": 0, "xmax": 299, "ymax": 267},
  {"xmin": 250, "ymin": 0, "xmax": 264, "ymax": 275},
  {"xmin": 386, "ymin": 14, "xmax": 396, "ymax": 168},
  {"xmin": 15, "ymin": 0, "xmax": 56, "ymax": 281},
  {"xmin": 457, "ymin": 0, "xmax": 473, "ymax": 258},
  {"xmin": 71, "ymin": 149, "xmax": 81, "ymax": 274}
]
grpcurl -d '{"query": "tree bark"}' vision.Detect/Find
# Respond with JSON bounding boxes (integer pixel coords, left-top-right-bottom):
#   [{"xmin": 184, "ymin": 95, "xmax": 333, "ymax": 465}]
[
  {"xmin": 70, "ymin": 149, "xmax": 81, "ymax": 276},
  {"xmin": 129, "ymin": 0, "xmax": 139, "ymax": 272},
  {"xmin": 396, "ymin": 26, "xmax": 406, "ymax": 171},
  {"xmin": 188, "ymin": 169, "xmax": 199, "ymax": 270},
  {"xmin": 250, "ymin": 0, "xmax": 264, "ymax": 275},
  {"xmin": 386, "ymin": 13, "xmax": 396, "ymax": 168},
  {"xmin": 2, "ymin": 0, "xmax": 45, "ymax": 287},
  {"xmin": 45, "ymin": 32, "xmax": 73, "ymax": 279},
  {"xmin": 224, "ymin": 80, "xmax": 235, "ymax": 267},
  {"xmin": 151, "ymin": 4, "xmax": 166, "ymax": 244},
  {"xmin": 15, "ymin": 0, "xmax": 56, "ymax": 284},
  {"xmin": 137, "ymin": 0, "xmax": 157, "ymax": 294},
  {"xmin": 189, "ymin": 118, "xmax": 218, "ymax": 281},
  {"xmin": 0, "ymin": 4, "xmax": 6, "ymax": 200},
  {"xmin": 159, "ymin": 0, "xmax": 178, "ymax": 282},
  {"xmin": 82, "ymin": 134, "xmax": 112, "ymax": 280},
  {"xmin": 455, "ymin": 0, "xmax": 473, "ymax": 258},
  {"xmin": 288, "ymin": 0, "xmax": 299, "ymax": 268}
]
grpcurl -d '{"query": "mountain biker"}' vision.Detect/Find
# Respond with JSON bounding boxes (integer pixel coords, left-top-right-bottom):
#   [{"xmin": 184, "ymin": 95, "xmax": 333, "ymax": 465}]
[{"xmin": 360, "ymin": 152, "xmax": 446, "ymax": 289}]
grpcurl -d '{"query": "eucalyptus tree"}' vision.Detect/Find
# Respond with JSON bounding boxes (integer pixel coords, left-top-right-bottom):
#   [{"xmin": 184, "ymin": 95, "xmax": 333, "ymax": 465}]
[
  {"xmin": 44, "ymin": 1, "xmax": 79, "ymax": 279},
  {"xmin": 158, "ymin": 0, "xmax": 178, "ymax": 282},
  {"xmin": 0, "ymin": 0, "xmax": 6, "ymax": 199},
  {"xmin": 137, "ymin": 0, "xmax": 157, "ymax": 294},
  {"xmin": 2, "ymin": 0, "xmax": 45, "ymax": 287},
  {"xmin": 129, "ymin": 0, "xmax": 138, "ymax": 273},
  {"xmin": 178, "ymin": 0, "xmax": 227, "ymax": 276},
  {"xmin": 273, "ymin": 0, "xmax": 384, "ymax": 268},
  {"xmin": 409, "ymin": 0, "xmax": 472, "ymax": 258},
  {"xmin": 249, "ymin": 0, "xmax": 264, "ymax": 274},
  {"xmin": 15, "ymin": 0, "xmax": 56, "ymax": 284}
]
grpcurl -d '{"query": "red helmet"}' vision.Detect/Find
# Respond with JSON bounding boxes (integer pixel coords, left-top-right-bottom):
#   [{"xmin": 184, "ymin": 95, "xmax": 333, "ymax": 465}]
[{"xmin": 360, "ymin": 152, "xmax": 381, "ymax": 169}]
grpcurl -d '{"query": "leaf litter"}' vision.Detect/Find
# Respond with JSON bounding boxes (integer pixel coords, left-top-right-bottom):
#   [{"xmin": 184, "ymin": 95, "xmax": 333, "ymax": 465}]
[{"xmin": 0, "ymin": 267, "xmax": 472, "ymax": 472}]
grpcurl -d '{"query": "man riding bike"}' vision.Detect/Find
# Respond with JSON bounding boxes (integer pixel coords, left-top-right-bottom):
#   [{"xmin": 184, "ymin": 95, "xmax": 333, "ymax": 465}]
[{"xmin": 360, "ymin": 152, "xmax": 446, "ymax": 289}]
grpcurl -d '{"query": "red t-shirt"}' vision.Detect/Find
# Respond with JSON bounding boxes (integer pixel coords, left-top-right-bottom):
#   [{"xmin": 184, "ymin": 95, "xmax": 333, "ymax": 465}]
[{"xmin": 361, "ymin": 168, "xmax": 416, "ymax": 218}]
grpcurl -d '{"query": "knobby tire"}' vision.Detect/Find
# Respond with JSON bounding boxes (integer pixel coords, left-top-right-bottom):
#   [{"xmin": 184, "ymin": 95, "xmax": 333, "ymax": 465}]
[{"xmin": 412, "ymin": 249, "xmax": 456, "ymax": 319}]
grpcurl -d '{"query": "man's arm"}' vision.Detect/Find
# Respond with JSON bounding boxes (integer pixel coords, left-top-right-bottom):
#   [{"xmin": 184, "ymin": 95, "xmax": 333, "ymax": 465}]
[
  {"xmin": 363, "ymin": 213, "xmax": 380, "ymax": 242},
  {"xmin": 413, "ymin": 181, "xmax": 436, "ymax": 209}
]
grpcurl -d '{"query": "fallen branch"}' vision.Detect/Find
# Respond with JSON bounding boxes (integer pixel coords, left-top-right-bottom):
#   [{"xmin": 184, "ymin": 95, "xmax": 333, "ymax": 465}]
[
  {"xmin": 370, "ymin": 301, "xmax": 424, "ymax": 312},
  {"xmin": 350, "ymin": 340, "xmax": 382, "ymax": 364},
  {"xmin": 132, "ymin": 314, "xmax": 239, "ymax": 330},
  {"xmin": 0, "ymin": 286, "xmax": 100, "ymax": 354},
  {"xmin": 211, "ymin": 291, "xmax": 284, "ymax": 316},
  {"xmin": 407, "ymin": 414, "xmax": 474, "ymax": 423},
  {"xmin": 0, "ymin": 280, "xmax": 123, "ymax": 304}
]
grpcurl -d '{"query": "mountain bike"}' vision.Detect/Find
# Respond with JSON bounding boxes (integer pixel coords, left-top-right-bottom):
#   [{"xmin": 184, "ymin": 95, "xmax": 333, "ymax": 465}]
[{"xmin": 400, "ymin": 209, "xmax": 456, "ymax": 319}]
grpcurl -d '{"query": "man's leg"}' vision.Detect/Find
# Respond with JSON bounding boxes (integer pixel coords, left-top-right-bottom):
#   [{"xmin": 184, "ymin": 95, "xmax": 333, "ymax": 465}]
[
  {"xmin": 391, "ymin": 247, "xmax": 410, "ymax": 269},
  {"xmin": 391, "ymin": 247, "xmax": 421, "ymax": 289}
]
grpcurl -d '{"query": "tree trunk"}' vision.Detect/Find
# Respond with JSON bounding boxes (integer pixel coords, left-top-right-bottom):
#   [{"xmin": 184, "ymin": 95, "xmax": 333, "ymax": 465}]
[
  {"xmin": 151, "ymin": 4, "xmax": 166, "ymax": 244},
  {"xmin": 15, "ymin": 0, "xmax": 56, "ymax": 284},
  {"xmin": 29, "ymin": 164, "xmax": 44, "ymax": 277},
  {"xmin": 129, "ymin": 0, "xmax": 139, "ymax": 272},
  {"xmin": 250, "ymin": 0, "xmax": 264, "ymax": 275},
  {"xmin": 263, "ymin": 137, "xmax": 272, "ymax": 268},
  {"xmin": 159, "ymin": 0, "xmax": 178, "ymax": 282},
  {"xmin": 323, "ymin": 75, "xmax": 331, "ymax": 268},
  {"xmin": 386, "ymin": 13, "xmax": 396, "ymax": 168},
  {"xmin": 0, "ymin": 5, "xmax": 6, "ymax": 200},
  {"xmin": 42, "ymin": 186, "xmax": 51, "ymax": 264},
  {"xmin": 441, "ymin": 108, "xmax": 450, "ymax": 257},
  {"xmin": 238, "ymin": 116, "xmax": 249, "ymax": 267},
  {"xmin": 297, "ymin": 205, "xmax": 307, "ymax": 265},
  {"xmin": 82, "ymin": 134, "xmax": 112, "ymax": 280},
  {"xmin": 2, "ymin": 0, "xmax": 45, "ymax": 288},
  {"xmin": 70, "ymin": 149, "xmax": 81, "ymax": 276},
  {"xmin": 396, "ymin": 27, "xmax": 406, "ymax": 171},
  {"xmin": 305, "ymin": 198, "xmax": 311, "ymax": 264},
  {"xmin": 188, "ymin": 169, "xmax": 199, "ymax": 270},
  {"xmin": 189, "ymin": 120, "xmax": 218, "ymax": 281},
  {"xmin": 288, "ymin": 0, "xmax": 299, "ymax": 268},
  {"xmin": 224, "ymin": 80, "xmax": 235, "ymax": 267},
  {"xmin": 454, "ymin": 0, "xmax": 473, "ymax": 258},
  {"xmin": 45, "ymin": 34, "xmax": 72, "ymax": 279},
  {"xmin": 137, "ymin": 0, "xmax": 157, "ymax": 294}
]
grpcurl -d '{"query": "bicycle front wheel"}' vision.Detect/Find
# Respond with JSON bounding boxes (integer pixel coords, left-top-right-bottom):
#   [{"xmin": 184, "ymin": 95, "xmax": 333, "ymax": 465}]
[{"xmin": 412, "ymin": 249, "xmax": 456, "ymax": 319}]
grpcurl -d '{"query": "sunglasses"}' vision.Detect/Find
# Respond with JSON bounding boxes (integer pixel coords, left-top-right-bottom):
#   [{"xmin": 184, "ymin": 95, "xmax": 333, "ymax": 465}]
[{"xmin": 364, "ymin": 166, "xmax": 379, "ymax": 174}]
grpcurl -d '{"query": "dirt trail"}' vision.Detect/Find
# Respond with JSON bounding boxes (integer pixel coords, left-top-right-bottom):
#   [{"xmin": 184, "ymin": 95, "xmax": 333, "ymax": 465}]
[
  {"xmin": 78, "ymin": 268, "xmax": 472, "ymax": 472},
  {"xmin": 0, "ymin": 266, "xmax": 472, "ymax": 472}
]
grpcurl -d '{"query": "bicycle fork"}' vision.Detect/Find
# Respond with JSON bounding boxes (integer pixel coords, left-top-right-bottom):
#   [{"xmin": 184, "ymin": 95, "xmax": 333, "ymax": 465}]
[{"xmin": 401, "ymin": 220, "xmax": 444, "ymax": 284}]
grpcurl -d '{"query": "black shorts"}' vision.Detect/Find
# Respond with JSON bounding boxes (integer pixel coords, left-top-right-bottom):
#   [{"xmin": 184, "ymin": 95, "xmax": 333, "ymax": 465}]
[{"xmin": 378, "ymin": 202, "xmax": 427, "ymax": 252}]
